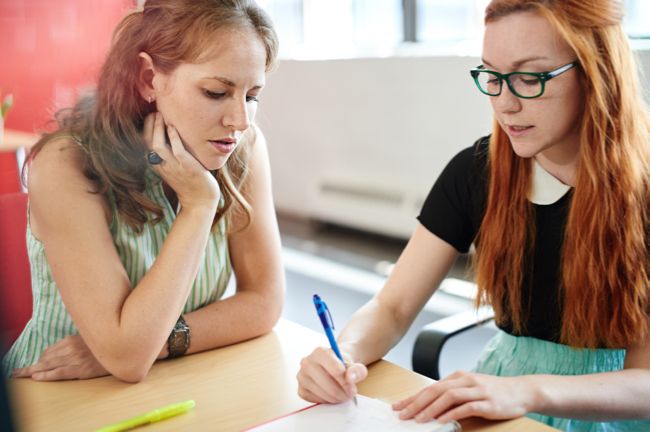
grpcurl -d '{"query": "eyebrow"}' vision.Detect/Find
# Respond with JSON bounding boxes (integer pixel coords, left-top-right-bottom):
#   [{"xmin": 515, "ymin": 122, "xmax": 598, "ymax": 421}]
[
  {"xmin": 482, "ymin": 55, "xmax": 550, "ymax": 69},
  {"xmin": 204, "ymin": 76, "xmax": 264, "ymax": 90}
]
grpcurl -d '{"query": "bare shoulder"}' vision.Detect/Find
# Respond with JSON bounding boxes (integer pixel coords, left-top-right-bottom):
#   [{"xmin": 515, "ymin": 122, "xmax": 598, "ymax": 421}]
[
  {"xmin": 28, "ymin": 137, "xmax": 111, "ymax": 238},
  {"xmin": 29, "ymin": 137, "xmax": 91, "ymax": 190}
]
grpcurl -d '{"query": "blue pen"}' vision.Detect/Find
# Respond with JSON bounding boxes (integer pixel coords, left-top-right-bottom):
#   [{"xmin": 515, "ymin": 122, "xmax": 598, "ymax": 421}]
[{"xmin": 313, "ymin": 294, "xmax": 358, "ymax": 406}]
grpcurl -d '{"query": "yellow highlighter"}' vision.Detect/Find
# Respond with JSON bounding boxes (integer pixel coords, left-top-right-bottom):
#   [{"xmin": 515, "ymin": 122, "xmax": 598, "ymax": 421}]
[{"xmin": 95, "ymin": 400, "xmax": 195, "ymax": 432}]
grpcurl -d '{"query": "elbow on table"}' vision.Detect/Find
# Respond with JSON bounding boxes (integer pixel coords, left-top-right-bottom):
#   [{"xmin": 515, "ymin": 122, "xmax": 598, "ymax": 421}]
[
  {"xmin": 108, "ymin": 361, "xmax": 152, "ymax": 383},
  {"xmin": 248, "ymin": 304, "xmax": 282, "ymax": 339},
  {"xmin": 260, "ymin": 310, "xmax": 281, "ymax": 335},
  {"xmin": 100, "ymin": 349, "xmax": 156, "ymax": 383},
  {"xmin": 261, "ymin": 286, "xmax": 284, "ymax": 332}
]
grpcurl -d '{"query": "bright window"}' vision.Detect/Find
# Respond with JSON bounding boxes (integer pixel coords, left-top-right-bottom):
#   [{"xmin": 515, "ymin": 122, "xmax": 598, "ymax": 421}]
[
  {"xmin": 259, "ymin": 0, "xmax": 650, "ymax": 59},
  {"xmin": 624, "ymin": 0, "xmax": 650, "ymax": 39},
  {"xmin": 259, "ymin": 0, "xmax": 402, "ymax": 59},
  {"xmin": 416, "ymin": 0, "xmax": 488, "ymax": 43}
]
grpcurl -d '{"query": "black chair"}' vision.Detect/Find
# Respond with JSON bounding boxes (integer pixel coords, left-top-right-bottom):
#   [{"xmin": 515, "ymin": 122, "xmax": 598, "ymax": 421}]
[{"xmin": 412, "ymin": 302, "xmax": 494, "ymax": 381}]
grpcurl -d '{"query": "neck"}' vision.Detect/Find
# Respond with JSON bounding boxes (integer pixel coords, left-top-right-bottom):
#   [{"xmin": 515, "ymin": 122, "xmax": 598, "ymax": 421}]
[{"xmin": 535, "ymin": 136, "xmax": 581, "ymax": 187}]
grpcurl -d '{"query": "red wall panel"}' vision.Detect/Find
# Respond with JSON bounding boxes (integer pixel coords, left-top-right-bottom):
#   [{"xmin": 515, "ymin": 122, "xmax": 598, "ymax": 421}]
[
  {"xmin": 0, "ymin": 0, "xmax": 134, "ymax": 132},
  {"xmin": 0, "ymin": 0, "xmax": 133, "ymax": 193}
]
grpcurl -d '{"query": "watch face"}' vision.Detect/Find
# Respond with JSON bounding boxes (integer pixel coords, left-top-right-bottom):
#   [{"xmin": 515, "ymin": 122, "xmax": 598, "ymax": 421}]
[
  {"xmin": 171, "ymin": 332, "xmax": 185, "ymax": 347},
  {"xmin": 169, "ymin": 323, "xmax": 189, "ymax": 357}
]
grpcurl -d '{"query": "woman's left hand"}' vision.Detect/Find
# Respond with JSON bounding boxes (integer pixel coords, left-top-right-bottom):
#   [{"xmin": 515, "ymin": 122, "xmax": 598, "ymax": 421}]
[
  {"xmin": 12, "ymin": 335, "xmax": 109, "ymax": 381},
  {"xmin": 392, "ymin": 371, "xmax": 537, "ymax": 424}
]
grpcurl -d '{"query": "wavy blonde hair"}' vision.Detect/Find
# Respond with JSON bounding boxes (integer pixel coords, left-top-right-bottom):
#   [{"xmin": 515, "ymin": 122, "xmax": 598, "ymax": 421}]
[
  {"xmin": 26, "ymin": 0, "xmax": 278, "ymax": 232},
  {"xmin": 475, "ymin": 0, "xmax": 650, "ymax": 348}
]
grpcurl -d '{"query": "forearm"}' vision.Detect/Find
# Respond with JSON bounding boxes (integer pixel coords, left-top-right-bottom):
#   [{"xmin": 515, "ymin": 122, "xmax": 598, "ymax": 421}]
[
  {"xmin": 338, "ymin": 298, "xmax": 408, "ymax": 366},
  {"xmin": 528, "ymin": 369, "xmax": 650, "ymax": 420},
  {"xmin": 336, "ymin": 226, "xmax": 458, "ymax": 367},
  {"xmin": 174, "ymin": 286, "xmax": 284, "ymax": 355},
  {"xmin": 96, "ymin": 205, "xmax": 217, "ymax": 377}
]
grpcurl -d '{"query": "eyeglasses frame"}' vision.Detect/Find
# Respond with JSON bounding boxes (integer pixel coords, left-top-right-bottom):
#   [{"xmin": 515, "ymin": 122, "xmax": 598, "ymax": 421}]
[{"xmin": 470, "ymin": 61, "xmax": 579, "ymax": 99}]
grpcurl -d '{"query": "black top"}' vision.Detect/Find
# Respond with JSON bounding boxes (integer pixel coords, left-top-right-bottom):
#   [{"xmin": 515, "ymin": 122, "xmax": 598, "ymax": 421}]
[{"xmin": 418, "ymin": 136, "xmax": 570, "ymax": 342}]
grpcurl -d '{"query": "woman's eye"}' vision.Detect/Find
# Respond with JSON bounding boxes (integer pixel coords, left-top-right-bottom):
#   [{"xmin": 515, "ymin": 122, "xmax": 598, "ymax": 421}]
[
  {"xmin": 246, "ymin": 95, "xmax": 260, "ymax": 103},
  {"xmin": 204, "ymin": 89, "xmax": 225, "ymax": 99},
  {"xmin": 522, "ymin": 78, "xmax": 539, "ymax": 86}
]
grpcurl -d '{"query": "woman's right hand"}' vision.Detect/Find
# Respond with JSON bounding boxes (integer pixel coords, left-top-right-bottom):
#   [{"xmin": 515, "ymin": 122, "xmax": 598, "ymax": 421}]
[
  {"xmin": 297, "ymin": 347, "xmax": 368, "ymax": 404},
  {"xmin": 143, "ymin": 112, "xmax": 220, "ymax": 211}
]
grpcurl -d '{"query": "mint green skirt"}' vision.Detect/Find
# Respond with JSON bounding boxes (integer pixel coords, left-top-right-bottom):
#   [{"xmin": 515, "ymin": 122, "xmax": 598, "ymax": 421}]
[{"xmin": 473, "ymin": 331, "xmax": 650, "ymax": 432}]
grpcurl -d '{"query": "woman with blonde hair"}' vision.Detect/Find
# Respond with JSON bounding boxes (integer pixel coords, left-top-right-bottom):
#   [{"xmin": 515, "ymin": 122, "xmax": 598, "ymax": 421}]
[
  {"xmin": 3, "ymin": 0, "xmax": 285, "ymax": 383},
  {"xmin": 297, "ymin": 0, "xmax": 649, "ymax": 430}
]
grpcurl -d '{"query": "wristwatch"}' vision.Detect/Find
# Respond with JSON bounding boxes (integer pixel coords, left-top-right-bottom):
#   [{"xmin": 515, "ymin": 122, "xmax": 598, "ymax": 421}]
[{"xmin": 167, "ymin": 316, "xmax": 190, "ymax": 358}]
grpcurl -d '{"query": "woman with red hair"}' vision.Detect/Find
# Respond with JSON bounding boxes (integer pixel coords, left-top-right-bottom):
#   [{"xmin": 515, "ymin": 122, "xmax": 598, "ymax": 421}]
[
  {"xmin": 3, "ymin": 0, "xmax": 284, "ymax": 383},
  {"xmin": 298, "ymin": 1, "xmax": 649, "ymax": 430}
]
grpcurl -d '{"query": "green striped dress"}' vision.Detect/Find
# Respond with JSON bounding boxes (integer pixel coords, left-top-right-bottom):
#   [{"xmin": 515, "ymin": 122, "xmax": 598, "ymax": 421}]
[{"xmin": 2, "ymin": 169, "xmax": 232, "ymax": 376}]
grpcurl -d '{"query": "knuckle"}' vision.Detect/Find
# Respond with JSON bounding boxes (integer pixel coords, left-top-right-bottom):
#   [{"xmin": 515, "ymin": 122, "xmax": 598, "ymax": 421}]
[
  {"xmin": 424, "ymin": 386, "xmax": 438, "ymax": 397},
  {"xmin": 454, "ymin": 370, "xmax": 468, "ymax": 378},
  {"xmin": 299, "ymin": 359, "xmax": 315, "ymax": 374},
  {"xmin": 465, "ymin": 401, "xmax": 482, "ymax": 416},
  {"xmin": 296, "ymin": 369, "xmax": 306, "ymax": 382},
  {"xmin": 446, "ymin": 389, "xmax": 460, "ymax": 401}
]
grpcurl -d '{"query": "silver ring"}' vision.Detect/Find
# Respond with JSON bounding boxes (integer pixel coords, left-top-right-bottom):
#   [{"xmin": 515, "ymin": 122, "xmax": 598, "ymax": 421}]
[{"xmin": 147, "ymin": 151, "xmax": 164, "ymax": 165}]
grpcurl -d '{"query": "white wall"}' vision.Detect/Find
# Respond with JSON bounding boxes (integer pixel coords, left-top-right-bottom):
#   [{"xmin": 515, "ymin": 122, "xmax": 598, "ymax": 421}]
[{"xmin": 257, "ymin": 50, "xmax": 650, "ymax": 240}]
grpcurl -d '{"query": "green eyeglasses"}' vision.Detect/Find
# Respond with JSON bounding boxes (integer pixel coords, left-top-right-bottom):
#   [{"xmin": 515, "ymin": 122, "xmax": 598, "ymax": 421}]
[{"xmin": 470, "ymin": 61, "xmax": 578, "ymax": 99}]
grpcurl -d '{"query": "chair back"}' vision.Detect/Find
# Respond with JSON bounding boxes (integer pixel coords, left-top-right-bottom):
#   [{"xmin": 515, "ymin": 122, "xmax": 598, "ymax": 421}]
[{"xmin": 0, "ymin": 192, "xmax": 32, "ymax": 350}]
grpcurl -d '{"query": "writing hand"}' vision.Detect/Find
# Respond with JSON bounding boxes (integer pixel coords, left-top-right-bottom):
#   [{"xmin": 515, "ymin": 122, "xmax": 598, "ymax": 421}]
[{"xmin": 297, "ymin": 347, "xmax": 368, "ymax": 404}]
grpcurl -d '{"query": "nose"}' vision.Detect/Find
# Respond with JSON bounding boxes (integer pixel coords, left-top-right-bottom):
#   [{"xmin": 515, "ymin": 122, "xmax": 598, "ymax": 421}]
[
  {"xmin": 223, "ymin": 98, "xmax": 251, "ymax": 132},
  {"xmin": 491, "ymin": 81, "xmax": 522, "ymax": 115}
]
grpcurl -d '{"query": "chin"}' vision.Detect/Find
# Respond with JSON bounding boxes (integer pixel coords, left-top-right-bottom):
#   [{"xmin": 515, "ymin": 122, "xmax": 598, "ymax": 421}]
[
  {"xmin": 509, "ymin": 139, "xmax": 541, "ymax": 159},
  {"xmin": 200, "ymin": 156, "xmax": 230, "ymax": 172}
]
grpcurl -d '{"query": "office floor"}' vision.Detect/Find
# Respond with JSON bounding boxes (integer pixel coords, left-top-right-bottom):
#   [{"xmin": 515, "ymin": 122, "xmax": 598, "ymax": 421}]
[{"xmin": 277, "ymin": 214, "xmax": 497, "ymax": 377}]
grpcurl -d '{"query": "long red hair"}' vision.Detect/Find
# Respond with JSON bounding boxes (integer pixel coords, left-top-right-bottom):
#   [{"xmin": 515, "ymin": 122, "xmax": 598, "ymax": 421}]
[{"xmin": 475, "ymin": 0, "xmax": 650, "ymax": 348}]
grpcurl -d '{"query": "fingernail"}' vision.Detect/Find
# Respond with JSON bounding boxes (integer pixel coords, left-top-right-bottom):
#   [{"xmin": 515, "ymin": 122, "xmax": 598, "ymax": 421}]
[
  {"xmin": 415, "ymin": 414, "xmax": 427, "ymax": 423},
  {"xmin": 349, "ymin": 372, "xmax": 357, "ymax": 381}
]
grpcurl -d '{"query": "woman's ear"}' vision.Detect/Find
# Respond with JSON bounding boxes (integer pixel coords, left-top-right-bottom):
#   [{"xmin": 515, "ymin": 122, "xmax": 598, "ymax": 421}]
[{"xmin": 137, "ymin": 52, "xmax": 157, "ymax": 103}]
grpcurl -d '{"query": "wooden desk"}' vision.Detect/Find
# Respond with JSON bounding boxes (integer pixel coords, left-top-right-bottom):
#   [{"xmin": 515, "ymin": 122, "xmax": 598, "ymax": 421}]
[{"xmin": 9, "ymin": 319, "xmax": 557, "ymax": 431}]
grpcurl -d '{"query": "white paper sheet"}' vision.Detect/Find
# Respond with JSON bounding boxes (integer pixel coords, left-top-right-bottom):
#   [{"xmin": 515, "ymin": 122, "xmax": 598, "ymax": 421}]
[{"xmin": 250, "ymin": 395, "xmax": 461, "ymax": 431}]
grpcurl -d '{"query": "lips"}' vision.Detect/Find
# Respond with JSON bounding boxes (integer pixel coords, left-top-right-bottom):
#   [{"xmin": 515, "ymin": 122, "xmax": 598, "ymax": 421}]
[
  {"xmin": 505, "ymin": 124, "xmax": 534, "ymax": 137},
  {"xmin": 209, "ymin": 138, "xmax": 237, "ymax": 155}
]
